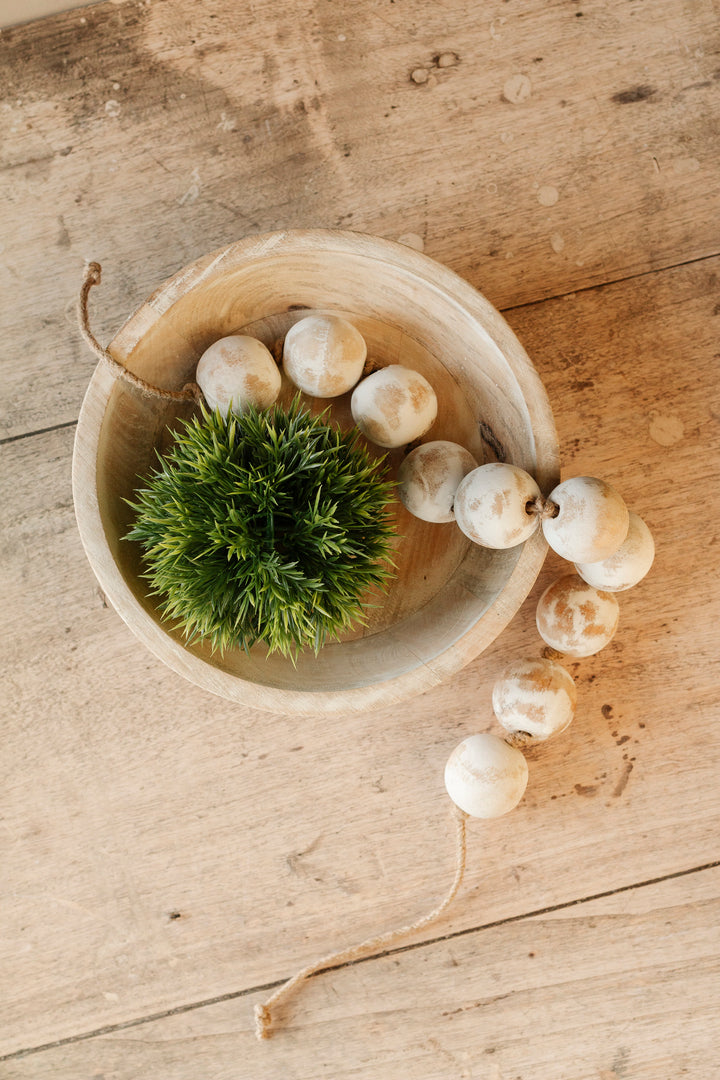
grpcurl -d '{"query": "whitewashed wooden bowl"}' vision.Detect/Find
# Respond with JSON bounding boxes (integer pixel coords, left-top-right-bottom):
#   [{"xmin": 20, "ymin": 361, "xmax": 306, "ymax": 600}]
[{"xmin": 72, "ymin": 230, "xmax": 559, "ymax": 715}]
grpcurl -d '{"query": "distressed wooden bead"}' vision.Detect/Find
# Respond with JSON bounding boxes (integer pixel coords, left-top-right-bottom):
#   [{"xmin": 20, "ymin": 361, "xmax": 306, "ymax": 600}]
[
  {"xmin": 542, "ymin": 476, "xmax": 629, "ymax": 563},
  {"xmin": 492, "ymin": 657, "xmax": 577, "ymax": 741},
  {"xmin": 283, "ymin": 314, "xmax": 367, "ymax": 398},
  {"xmin": 575, "ymin": 511, "xmax": 655, "ymax": 591},
  {"xmin": 454, "ymin": 463, "xmax": 541, "ymax": 549},
  {"xmin": 398, "ymin": 441, "xmax": 477, "ymax": 523},
  {"xmin": 351, "ymin": 365, "xmax": 438, "ymax": 448},
  {"xmin": 196, "ymin": 335, "xmax": 281, "ymax": 415},
  {"xmin": 444, "ymin": 733, "xmax": 529, "ymax": 818},
  {"xmin": 536, "ymin": 573, "xmax": 620, "ymax": 657}
]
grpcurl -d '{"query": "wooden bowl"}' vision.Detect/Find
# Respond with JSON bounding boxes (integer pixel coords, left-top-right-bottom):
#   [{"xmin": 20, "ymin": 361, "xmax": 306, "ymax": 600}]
[{"xmin": 73, "ymin": 230, "xmax": 559, "ymax": 715}]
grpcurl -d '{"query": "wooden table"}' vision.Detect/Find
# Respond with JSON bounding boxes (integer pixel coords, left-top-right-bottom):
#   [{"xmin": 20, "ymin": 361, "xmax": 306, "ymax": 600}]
[{"xmin": 2, "ymin": 1, "xmax": 719, "ymax": 1076}]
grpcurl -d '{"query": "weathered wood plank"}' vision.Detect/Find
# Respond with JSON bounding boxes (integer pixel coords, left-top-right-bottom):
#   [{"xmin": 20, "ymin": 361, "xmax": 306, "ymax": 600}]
[
  {"xmin": 1, "ymin": 0, "xmax": 719, "ymax": 438},
  {"xmin": 1, "ymin": 254, "xmax": 718, "ymax": 1055},
  {"xmin": 3, "ymin": 867, "xmax": 718, "ymax": 1077}
]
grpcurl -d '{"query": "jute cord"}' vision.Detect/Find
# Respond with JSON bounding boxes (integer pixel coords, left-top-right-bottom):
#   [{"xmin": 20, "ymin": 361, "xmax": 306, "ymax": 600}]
[
  {"xmin": 504, "ymin": 730, "xmax": 535, "ymax": 750},
  {"xmin": 254, "ymin": 804, "xmax": 469, "ymax": 1040},
  {"xmin": 526, "ymin": 494, "xmax": 559, "ymax": 520},
  {"xmin": 78, "ymin": 262, "xmax": 203, "ymax": 404}
]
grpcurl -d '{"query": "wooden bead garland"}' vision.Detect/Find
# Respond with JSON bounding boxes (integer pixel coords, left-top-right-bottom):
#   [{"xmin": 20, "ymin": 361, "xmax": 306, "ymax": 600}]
[
  {"xmin": 79, "ymin": 265, "xmax": 653, "ymax": 1041},
  {"xmin": 445, "ymin": 472, "xmax": 653, "ymax": 816}
]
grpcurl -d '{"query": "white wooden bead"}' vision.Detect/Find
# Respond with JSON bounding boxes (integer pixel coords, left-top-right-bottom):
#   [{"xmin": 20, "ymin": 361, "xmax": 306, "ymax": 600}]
[
  {"xmin": 283, "ymin": 314, "xmax": 367, "ymax": 398},
  {"xmin": 398, "ymin": 441, "xmax": 477, "ymax": 523},
  {"xmin": 196, "ymin": 335, "xmax": 281, "ymax": 415},
  {"xmin": 444, "ymin": 733, "xmax": 529, "ymax": 818},
  {"xmin": 492, "ymin": 657, "xmax": 577, "ymax": 740},
  {"xmin": 575, "ymin": 511, "xmax": 655, "ymax": 591},
  {"xmin": 536, "ymin": 573, "xmax": 619, "ymax": 657},
  {"xmin": 454, "ymin": 463, "xmax": 541, "ymax": 549},
  {"xmin": 542, "ymin": 476, "xmax": 629, "ymax": 563},
  {"xmin": 350, "ymin": 365, "xmax": 438, "ymax": 448}
]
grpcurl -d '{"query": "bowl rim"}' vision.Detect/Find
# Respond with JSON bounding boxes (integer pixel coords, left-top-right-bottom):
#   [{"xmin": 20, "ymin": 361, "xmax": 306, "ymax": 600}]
[{"xmin": 72, "ymin": 228, "xmax": 560, "ymax": 715}]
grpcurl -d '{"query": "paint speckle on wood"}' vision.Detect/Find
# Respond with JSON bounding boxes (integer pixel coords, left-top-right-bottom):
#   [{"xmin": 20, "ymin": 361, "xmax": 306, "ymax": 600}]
[
  {"xmin": 538, "ymin": 185, "xmax": 559, "ymax": 207},
  {"xmin": 435, "ymin": 52, "xmax": 459, "ymax": 68},
  {"xmin": 649, "ymin": 413, "xmax": 684, "ymax": 446},
  {"xmin": 671, "ymin": 157, "xmax": 701, "ymax": 175},
  {"xmin": 398, "ymin": 232, "xmax": 425, "ymax": 251},
  {"xmin": 613, "ymin": 761, "xmax": 634, "ymax": 797},
  {"xmin": 502, "ymin": 74, "xmax": 532, "ymax": 104},
  {"xmin": 178, "ymin": 167, "xmax": 201, "ymax": 205}
]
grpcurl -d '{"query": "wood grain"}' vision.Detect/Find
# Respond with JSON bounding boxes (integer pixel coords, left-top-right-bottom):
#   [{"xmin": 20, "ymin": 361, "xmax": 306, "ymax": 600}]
[
  {"xmin": 4, "ymin": 867, "xmax": 719, "ymax": 1078},
  {"xmin": 2, "ymin": 0, "xmax": 720, "ymax": 1071},
  {"xmin": 1, "ymin": 0, "xmax": 719, "ymax": 438},
  {"xmin": 2, "ymin": 255, "xmax": 719, "ymax": 1059}
]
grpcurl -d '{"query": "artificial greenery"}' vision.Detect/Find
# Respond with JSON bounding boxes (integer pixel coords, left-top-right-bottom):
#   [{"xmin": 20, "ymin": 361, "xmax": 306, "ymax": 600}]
[{"xmin": 124, "ymin": 398, "xmax": 396, "ymax": 658}]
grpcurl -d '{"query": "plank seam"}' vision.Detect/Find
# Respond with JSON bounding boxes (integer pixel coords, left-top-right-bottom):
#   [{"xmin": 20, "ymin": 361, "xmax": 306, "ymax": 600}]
[
  {"xmin": 499, "ymin": 249, "xmax": 720, "ymax": 313},
  {"xmin": 0, "ymin": 419, "xmax": 77, "ymax": 446},
  {"xmin": 3, "ymin": 857, "xmax": 719, "ymax": 1062},
  {"xmin": 3, "ymin": 250, "xmax": 719, "ymax": 447}
]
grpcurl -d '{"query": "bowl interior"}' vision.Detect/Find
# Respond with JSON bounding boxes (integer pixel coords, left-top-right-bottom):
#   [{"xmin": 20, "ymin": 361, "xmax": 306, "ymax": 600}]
[{"xmin": 76, "ymin": 233, "xmax": 558, "ymax": 709}]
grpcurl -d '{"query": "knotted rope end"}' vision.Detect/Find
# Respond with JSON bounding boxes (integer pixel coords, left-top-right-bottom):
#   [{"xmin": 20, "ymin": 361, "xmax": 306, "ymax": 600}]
[
  {"xmin": 85, "ymin": 261, "xmax": 103, "ymax": 286},
  {"xmin": 254, "ymin": 1003, "xmax": 273, "ymax": 1041}
]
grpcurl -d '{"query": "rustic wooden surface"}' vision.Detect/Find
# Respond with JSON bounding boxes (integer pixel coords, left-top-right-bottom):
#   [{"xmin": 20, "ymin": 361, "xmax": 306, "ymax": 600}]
[{"xmin": 1, "ymin": 0, "xmax": 719, "ymax": 1076}]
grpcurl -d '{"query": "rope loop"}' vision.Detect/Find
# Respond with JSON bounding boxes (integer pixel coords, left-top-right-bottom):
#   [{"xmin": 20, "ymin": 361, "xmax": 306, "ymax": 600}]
[{"xmin": 78, "ymin": 261, "xmax": 203, "ymax": 404}]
